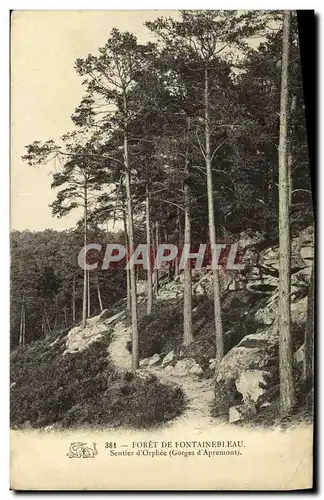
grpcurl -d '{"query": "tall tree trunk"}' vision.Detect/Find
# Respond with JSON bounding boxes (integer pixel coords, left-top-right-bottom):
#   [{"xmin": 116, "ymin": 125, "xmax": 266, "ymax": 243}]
[
  {"xmin": 304, "ymin": 264, "xmax": 314, "ymax": 384},
  {"xmin": 96, "ymin": 274, "xmax": 103, "ymax": 312},
  {"xmin": 183, "ymin": 117, "xmax": 194, "ymax": 346},
  {"xmin": 72, "ymin": 274, "xmax": 76, "ymax": 323},
  {"xmin": 146, "ymin": 186, "xmax": 153, "ymax": 315},
  {"xmin": 124, "ymin": 122, "xmax": 139, "ymax": 372},
  {"xmin": 278, "ymin": 11, "xmax": 295, "ymax": 415},
  {"xmin": 82, "ymin": 183, "xmax": 88, "ymax": 328},
  {"xmin": 204, "ymin": 64, "xmax": 224, "ymax": 365},
  {"xmin": 288, "ymin": 95, "xmax": 297, "ymax": 206},
  {"xmin": 175, "ymin": 207, "xmax": 181, "ymax": 278},
  {"xmin": 122, "ymin": 205, "xmax": 131, "ymax": 311},
  {"xmin": 151, "ymin": 227, "xmax": 157, "ymax": 295},
  {"xmin": 154, "ymin": 221, "xmax": 160, "ymax": 295},
  {"xmin": 87, "ymin": 270, "xmax": 91, "ymax": 318}
]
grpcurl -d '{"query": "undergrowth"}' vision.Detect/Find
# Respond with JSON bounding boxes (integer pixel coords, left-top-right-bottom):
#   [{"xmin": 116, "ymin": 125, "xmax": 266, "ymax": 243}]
[{"xmin": 10, "ymin": 332, "xmax": 185, "ymax": 429}]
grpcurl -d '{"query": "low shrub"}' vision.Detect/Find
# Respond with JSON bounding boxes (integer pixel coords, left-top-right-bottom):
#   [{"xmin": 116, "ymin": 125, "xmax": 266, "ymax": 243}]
[
  {"xmin": 137, "ymin": 299, "xmax": 183, "ymax": 358},
  {"xmin": 135, "ymin": 290, "xmax": 262, "ymax": 373},
  {"xmin": 10, "ymin": 333, "xmax": 185, "ymax": 429}
]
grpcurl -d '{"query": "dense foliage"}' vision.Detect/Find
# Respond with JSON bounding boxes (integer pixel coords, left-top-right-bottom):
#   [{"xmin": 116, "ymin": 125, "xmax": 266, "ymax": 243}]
[
  {"xmin": 10, "ymin": 228, "xmax": 126, "ymax": 348},
  {"xmin": 10, "ymin": 334, "xmax": 185, "ymax": 428}
]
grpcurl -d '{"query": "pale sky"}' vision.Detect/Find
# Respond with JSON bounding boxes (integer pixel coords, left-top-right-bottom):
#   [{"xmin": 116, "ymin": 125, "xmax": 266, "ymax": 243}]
[{"xmin": 11, "ymin": 10, "xmax": 178, "ymax": 231}]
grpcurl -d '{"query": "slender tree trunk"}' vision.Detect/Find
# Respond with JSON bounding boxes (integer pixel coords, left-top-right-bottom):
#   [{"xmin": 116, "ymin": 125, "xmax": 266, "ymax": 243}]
[
  {"xmin": 154, "ymin": 221, "xmax": 160, "ymax": 295},
  {"xmin": 124, "ymin": 121, "xmax": 139, "ymax": 372},
  {"xmin": 146, "ymin": 186, "xmax": 153, "ymax": 315},
  {"xmin": 175, "ymin": 207, "xmax": 180, "ymax": 278},
  {"xmin": 151, "ymin": 227, "xmax": 156, "ymax": 295},
  {"xmin": 304, "ymin": 264, "xmax": 314, "ymax": 384},
  {"xmin": 288, "ymin": 95, "xmax": 297, "ymax": 206},
  {"xmin": 122, "ymin": 205, "xmax": 131, "ymax": 311},
  {"xmin": 204, "ymin": 64, "xmax": 224, "ymax": 364},
  {"xmin": 96, "ymin": 274, "xmax": 103, "ymax": 312},
  {"xmin": 72, "ymin": 275, "xmax": 76, "ymax": 323},
  {"xmin": 183, "ymin": 184, "xmax": 193, "ymax": 345},
  {"xmin": 44, "ymin": 310, "xmax": 52, "ymax": 337},
  {"xmin": 87, "ymin": 270, "xmax": 91, "ymax": 317},
  {"xmin": 278, "ymin": 11, "xmax": 295, "ymax": 415},
  {"xmin": 183, "ymin": 117, "xmax": 194, "ymax": 346},
  {"xmin": 82, "ymin": 183, "xmax": 88, "ymax": 328}
]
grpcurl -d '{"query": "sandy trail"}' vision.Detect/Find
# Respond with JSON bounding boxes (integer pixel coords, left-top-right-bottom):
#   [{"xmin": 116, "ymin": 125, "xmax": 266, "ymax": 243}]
[{"xmin": 108, "ymin": 319, "xmax": 219, "ymax": 430}]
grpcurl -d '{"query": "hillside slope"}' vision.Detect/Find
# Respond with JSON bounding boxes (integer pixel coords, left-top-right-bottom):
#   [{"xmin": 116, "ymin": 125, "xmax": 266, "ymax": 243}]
[{"xmin": 11, "ymin": 227, "xmax": 314, "ymax": 430}]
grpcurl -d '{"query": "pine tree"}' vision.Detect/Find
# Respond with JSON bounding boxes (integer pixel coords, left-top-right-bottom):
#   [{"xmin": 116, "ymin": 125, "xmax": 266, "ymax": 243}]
[{"xmin": 278, "ymin": 10, "xmax": 295, "ymax": 415}]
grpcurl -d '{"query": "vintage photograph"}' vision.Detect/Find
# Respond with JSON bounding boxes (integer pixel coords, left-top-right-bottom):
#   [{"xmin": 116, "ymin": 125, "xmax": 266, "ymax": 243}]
[{"xmin": 10, "ymin": 10, "xmax": 314, "ymax": 490}]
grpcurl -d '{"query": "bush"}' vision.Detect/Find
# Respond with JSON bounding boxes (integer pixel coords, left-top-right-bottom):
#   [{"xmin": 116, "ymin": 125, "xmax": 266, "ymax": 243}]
[
  {"xmin": 135, "ymin": 291, "xmax": 262, "ymax": 375},
  {"xmin": 137, "ymin": 299, "xmax": 184, "ymax": 358},
  {"xmin": 10, "ymin": 334, "xmax": 185, "ymax": 429}
]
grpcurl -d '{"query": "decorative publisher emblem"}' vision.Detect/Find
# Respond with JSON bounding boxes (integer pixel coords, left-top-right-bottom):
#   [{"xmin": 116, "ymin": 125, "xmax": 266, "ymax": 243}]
[{"xmin": 67, "ymin": 442, "xmax": 98, "ymax": 458}]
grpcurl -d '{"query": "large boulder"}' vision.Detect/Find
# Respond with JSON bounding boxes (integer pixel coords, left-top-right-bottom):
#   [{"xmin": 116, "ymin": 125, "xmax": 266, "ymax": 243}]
[
  {"xmin": 209, "ymin": 358, "xmax": 216, "ymax": 370},
  {"xmin": 254, "ymin": 293, "xmax": 279, "ymax": 325},
  {"xmin": 294, "ymin": 343, "xmax": 305, "ymax": 365},
  {"xmin": 294, "ymin": 343, "xmax": 306, "ymax": 381},
  {"xmin": 63, "ymin": 310, "xmax": 123, "ymax": 355},
  {"xmin": 229, "ymin": 404, "xmax": 257, "ymax": 424},
  {"xmin": 147, "ymin": 353, "xmax": 161, "ymax": 366},
  {"xmin": 216, "ymin": 322, "xmax": 278, "ymax": 386},
  {"xmin": 161, "ymin": 351, "xmax": 175, "ymax": 368},
  {"xmin": 139, "ymin": 358, "xmax": 150, "ymax": 368},
  {"xmin": 189, "ymin": 363, "xmax": 203, "ymax": 376},
  {"xmin": 235, "ymin": 370, "xmax": 272, "ymax": 405},
  {"xmin": 291, "ymin": 296, "xmax": 308, "ymax": 326},
  {"xmin": 214, "ymin": 296, "xmax": 309, "ymax": 416},
  {"xmin": 99, "ymin": 309, "xmax": 110, "ymax": 321},
  {"xmin": 257, "ymin": 226, "xmax": 314, "ymax": 275},
  {"xmin": 193, "ymin": 272, "xmax": 214, "ymax": 299},
  {"xmin": 173, "ymin": 359, "xmax": 194, "ymax": 377},
  {"xmin": 105, "ymin": 311, "xmax": 124, "ymax": 325},
  {"xmin": 64, "ymin": 323, "xmax": 106, "ymax": 355},
  {"xmin": 169, "ymin": 358, "xmax": 203, "ymax": 378},
  {"xmin": 292, "ymin": 226, "xmax": 314, "ymax": 268},
  {"xmin": 237, "ymin": 229, "xmax": 265, "ymax": 251}
]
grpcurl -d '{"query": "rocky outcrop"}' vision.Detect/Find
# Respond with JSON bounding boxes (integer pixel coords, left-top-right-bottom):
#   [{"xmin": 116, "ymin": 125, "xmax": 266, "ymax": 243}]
[
  {"xmin": 235, "ymin": 370, "xmax": 272, "ymax": 405},
  {"xmin": 63, "ymin": 310, "xmax": 124, "ymax": 355},
  {"xmin": 229, "ymin": 404, "xmax": 257, "ymax": 424},
  {"xmin": 161, "ymin": 351, "xmax": 175, "ymax": 368},
  {"xmin": 227, "ymin": 225, "xmax": 314, "ymax": 296},
  {"xmin": 139, "ymin": 358, "xmax": 150, "ymax": 368},
  {"xmin": 215, "ymin": 294, "xmax": 309, "ymax": 421},
  {"xmin": 147, "ymin": 353, "xmax": 161, "ymax": 366},
  {"xmin": 161, "ymin": 358, "xmax": 203, "ymax": 378}
]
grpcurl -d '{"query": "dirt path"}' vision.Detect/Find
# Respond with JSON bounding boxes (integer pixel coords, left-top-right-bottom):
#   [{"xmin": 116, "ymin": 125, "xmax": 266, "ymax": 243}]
[
  {"xmin": 109, "ymin": 320, "xmax": 218, "ymax": 430},
  {"xmin": 109, "ymin": 320, "xmax": 132, "ymax": 372}
]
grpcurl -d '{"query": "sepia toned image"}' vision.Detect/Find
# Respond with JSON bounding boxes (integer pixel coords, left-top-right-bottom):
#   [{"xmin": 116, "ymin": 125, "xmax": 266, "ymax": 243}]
[{"xmin": 10, "ymin": 10, "xmax": 314, "ymax": 491}]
